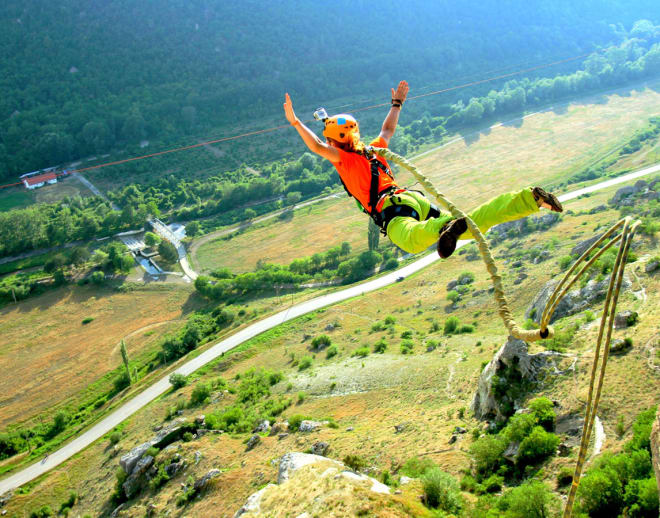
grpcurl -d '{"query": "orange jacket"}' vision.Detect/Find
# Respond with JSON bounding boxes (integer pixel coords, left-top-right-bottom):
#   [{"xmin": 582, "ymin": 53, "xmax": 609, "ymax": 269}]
[{"xmin": 330, "ymin": 136, "xmax": 397, "ymax": 213}]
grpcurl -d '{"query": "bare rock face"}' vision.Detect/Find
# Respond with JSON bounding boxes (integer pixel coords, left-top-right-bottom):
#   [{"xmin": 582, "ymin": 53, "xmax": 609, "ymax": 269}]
[
  {"xmin": 193, "ymin": 468, "xmax": 221, "ymax": 492},
  {"xmin": 651, "ymin": 407, "xmax": 660, "ymax": 501},
  {"xmin": 471, "ymin": 336, "xmax": 557, "ymax": 422},
  {"xmin": 246, "ymin": 434, "xmax": 260, "ymax": 451},
  {"xmin": 119, "ymin": 419, "xmax": 189, "ymax": 475},
  {"xmin": 235, "ymin": 453, "xmax": 390, "ymax": 517},
  {"xmin": 526, "ymin": 276, "xmax": 631, "ymax": 325},
  {"xmin": 122, "ymin": 455, "xmax": 154, "ymax": 498},
  {"xmin": 298, "ymin": 420, "xmax": 327, "ymax": 433},
  {"xmin": 278, "ymin": 452, "xmax": 329, "ymax": 484}
]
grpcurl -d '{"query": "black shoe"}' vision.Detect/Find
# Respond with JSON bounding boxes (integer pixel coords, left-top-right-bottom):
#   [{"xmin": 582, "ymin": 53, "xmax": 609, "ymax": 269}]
[
  {"xmin": 437, "ymin": 217, "xmax": 467, "ymax": 259},
  {"xmin": 532, "ymin": 187, "xmax": 563, "ymax": 212}
]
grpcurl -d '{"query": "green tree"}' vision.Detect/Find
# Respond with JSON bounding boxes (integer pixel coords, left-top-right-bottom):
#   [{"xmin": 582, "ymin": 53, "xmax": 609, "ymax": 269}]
[
  {"xmin": 367, "ymin": 218, "xmax": 380, "ymax": 251},
  {"xmin": 158, "ymin": 240, "xmax": 179, "ymax": 264},
  {"xmin": 119, "ymin": 340, "xmax": 132, "ymax": 384},
  {"xmin": 501, "ymin": 480, "xmax": 560, "ymax": 518},
  {"xmin": 185, "ymin": 221, "xmax": 200, "ymax": 237},
  {"xmin": 144, "ymin": 232, "xmax": 161, "ymax": 247}
]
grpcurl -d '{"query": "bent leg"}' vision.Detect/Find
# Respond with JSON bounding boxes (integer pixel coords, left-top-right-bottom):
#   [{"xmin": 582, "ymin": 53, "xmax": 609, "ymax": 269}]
[
  {"xmin": 386, "ymin": 214, "xmax": 451, "ymax": 254},
  {"xmin": 385, "ymin": 188, "xmax": 538, "ymax": 254},
  {"xmin": 459, "ymin": 187, "xmax": 539, "ymax": 240}
]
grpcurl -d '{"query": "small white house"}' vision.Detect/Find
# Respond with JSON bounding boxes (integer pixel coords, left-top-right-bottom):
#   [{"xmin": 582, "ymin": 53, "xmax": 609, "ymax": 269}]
[{"xmin": 22, "ymin": 171, "xmax": 58, "ymax": 189}]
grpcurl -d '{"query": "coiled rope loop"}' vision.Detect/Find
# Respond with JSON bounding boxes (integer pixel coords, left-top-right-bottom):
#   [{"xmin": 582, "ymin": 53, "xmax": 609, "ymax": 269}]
[{"xmin": 561, "ymin": 217, "xmax": 640, "ymax": 518}]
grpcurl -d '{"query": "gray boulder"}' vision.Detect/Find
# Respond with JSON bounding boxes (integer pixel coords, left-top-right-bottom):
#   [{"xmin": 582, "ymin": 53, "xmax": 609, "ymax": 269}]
[
  {"xmin": 120, "ymin": 442, "xmax": 152, "ymax": 476},
  {"xmin": 471, "ymin": 337, "xmax": 557, "ymax": 422},
  {"xmin": 609, "ymin": 185, "xmax": 636, "ymax": 205},
  {"xmin": 165, "ymin": 461, "xmax": 186, "ymax": 477},
  {"xmin": 122, "ymin": 455, "xmax": 154, "ymax": 498},
  {"xmin": 446, "ymin": 279, "xmax": 459, "ymax": 291},
  {"xmin": 614, "ymin": 310, "xmax": 637, "ymax": 329},
  {"xmin": 278, "ymin": 452, "xmax": 330, "ymax": 484},
  {"xmin": 533, "ymin": 250, "xmax": 552, "ymax": 264},
  {"xmin": 120, "ymin": 418, "xmax": 189, "ymax": 475},
  {"xmin": 299, "ymin": 420, "xmax": 326, "ymax": 433},
  {"xmin": 535, "ymin": 212, "xmax": 560, "ymax": 228},
  {"xmin": 152, "ymin": 418, "xmax": 188, "ymax": 449},
  {"xmin": 588, "ymin": 205, "xmax": 607, "ymax": 214},
  {"xmin": 193, "ymin": 468, "xmax": 221, "ymax": 492},
  {"xmin": 571, "ymin": 235, "xmax": 602, "ymax": 257},
  {"xmin": 610, "ymin": 339, "xmax": 632, "ymax": 354},
  {"xmin": 645, "ymin": 260, "xmax": 659, "ymax": 274},
  {"xmin": 634, "ymin": 179, "xmax": 648, "ymax": 191},
  {"xmin": 558, "ymin": 443, "xmax": 572, "ymax": 457},
  {"xmin": 526, "ymin": 276, "xmax": 631, "ymax": 324},
  {"xmin": 246, "ymin": 434, "xmax": 261, "ymax": 451},
  {"xmin": 556, "ymin": 414, "xmax": 584, "ymax": 447},
  {"xmin": 0, "ymin": 492, "xmax": 12, "ymax": 508},
  {"xmin": 254, "ymin": 420, "xmax": 271, "ymax": 433},
  {"xmin": 310, "ymin": 441, "xmax": 330, "ymax": 456},
  {"xmin": 394, "ymin": 423, "xmax": 408, "ymax": 434},
  {"xmin": 503, "ymin": 442, "xmax": 520, "ymax": 462}
]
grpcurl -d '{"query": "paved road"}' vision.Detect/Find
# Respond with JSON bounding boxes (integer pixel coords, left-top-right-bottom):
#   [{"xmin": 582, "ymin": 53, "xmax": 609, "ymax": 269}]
[
  {"xmin": 150, "ymin": 218, "xmax": 197, "ymax": 282},
  {"xmin": 1, "ymin": 163, "xmax": 658, "ymax": 496}
]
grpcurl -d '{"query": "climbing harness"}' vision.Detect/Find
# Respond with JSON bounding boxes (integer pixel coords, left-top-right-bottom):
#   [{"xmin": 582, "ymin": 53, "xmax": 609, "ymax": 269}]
[
  {"xmin": 337, "ymin": 146, "xmax": 396, "ymax": 232},
  {"xmin": 369, "ymin": 147, "xmax": 640, "ymax": 518}
]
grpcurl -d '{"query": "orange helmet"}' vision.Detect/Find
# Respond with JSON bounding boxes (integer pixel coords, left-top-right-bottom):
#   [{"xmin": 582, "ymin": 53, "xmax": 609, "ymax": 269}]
[{"xmin": 323, "ymin": 114, "xmax": 360, "ymax": 145}]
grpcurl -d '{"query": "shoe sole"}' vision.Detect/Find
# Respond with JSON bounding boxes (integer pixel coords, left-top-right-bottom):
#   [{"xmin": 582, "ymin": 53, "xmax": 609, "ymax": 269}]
[
  {"xmin": 533, "ymin": 187, "xmax": 563, "ymax": 212},
  {"xmin": 437, "ymin": 218, "xmax": 468, "ymax": 258}
]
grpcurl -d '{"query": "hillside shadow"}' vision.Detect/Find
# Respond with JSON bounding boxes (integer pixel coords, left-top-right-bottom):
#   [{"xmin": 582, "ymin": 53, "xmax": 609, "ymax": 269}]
[
  {"xmin": 5, "ymin": 282, "xmax": 116, "ymax": 314},
  {"xmin": 501, "ymin": 114, "xmax": 525, "ymax": 129},
  {"xmin": 180, "ymin": 290, "xmax": 207, "ymax": 315}
]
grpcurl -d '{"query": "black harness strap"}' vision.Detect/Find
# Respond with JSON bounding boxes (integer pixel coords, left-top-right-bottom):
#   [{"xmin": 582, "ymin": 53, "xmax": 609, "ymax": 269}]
[
  {"xmin": 339, "ymin": 146, "xmax": 441, "ymax": 233},
  {"xmin": 380, "ymin": 199, "xmax": 440, "ymax": 232}
]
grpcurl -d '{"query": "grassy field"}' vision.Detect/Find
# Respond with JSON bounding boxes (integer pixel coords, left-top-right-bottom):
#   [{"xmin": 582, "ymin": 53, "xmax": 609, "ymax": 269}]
[
  {"xmin": 0, "ymin": 187, "xmax": 34, "ymax": 212},
  {"xmin": 6, "ymin": 178, "xmax": 658, "ymax": 517},
  {"xmin": 0, "ymin": 283, "xmax": 200, "ymax": 428},
  {"xmin": 192, "ymin": 84, "xmax": 660, "ymax": 274}
]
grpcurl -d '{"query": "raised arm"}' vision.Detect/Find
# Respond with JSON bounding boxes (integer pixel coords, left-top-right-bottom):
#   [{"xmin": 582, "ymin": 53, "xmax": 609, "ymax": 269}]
[
  {"xmin": 283, "ymin": 93, "xmax": 340, "ymax": 163},
  {"xmin": 378, "ymin": 80, "xmax": 409, "ymax": 145}
]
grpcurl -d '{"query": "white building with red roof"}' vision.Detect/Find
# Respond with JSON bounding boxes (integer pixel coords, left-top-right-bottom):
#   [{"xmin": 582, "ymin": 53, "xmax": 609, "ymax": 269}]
[{"xmin": 21, "ymin": 171, "xmax": 58, "ymax": 189}]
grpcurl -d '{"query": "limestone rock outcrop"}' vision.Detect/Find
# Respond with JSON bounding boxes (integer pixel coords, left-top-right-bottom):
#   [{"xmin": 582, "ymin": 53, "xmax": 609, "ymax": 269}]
[
  {"xmin": 471, "ymin": 336, "xmax": 558, "ymax": 422},
  {"xmin": 526, "ymin": 276, "xmax": 630, "ymax": 324},
  {"xmin": 234, "ymin": 453, "xmax": 391, "ymax": 518}
]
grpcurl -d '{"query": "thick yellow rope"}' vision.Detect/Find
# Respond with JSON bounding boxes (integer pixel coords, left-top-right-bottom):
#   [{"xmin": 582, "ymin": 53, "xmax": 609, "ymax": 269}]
[
  {"xmin": 371, "ymin": 147, "xmax": 640, "ymax": 518},
  {"xmin": 561, "ymin": 218, "xmax": 640, "ymax": 518},
  {"xmin": 373, "ymin": 147, "xmax": 553, "ymax": 342}
]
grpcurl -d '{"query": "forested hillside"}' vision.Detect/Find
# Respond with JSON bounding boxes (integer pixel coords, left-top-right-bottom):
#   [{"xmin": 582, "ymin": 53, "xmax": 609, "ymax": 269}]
[{"xmin": 2, "ymin": 0, "xmax": 660, "ymax": 181}]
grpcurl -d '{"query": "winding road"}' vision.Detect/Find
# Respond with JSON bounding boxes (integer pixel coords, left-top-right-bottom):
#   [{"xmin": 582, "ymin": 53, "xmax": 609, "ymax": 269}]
[{"xmin": 1, "ymin": 162, "xmax": 658, "ymax": 496}]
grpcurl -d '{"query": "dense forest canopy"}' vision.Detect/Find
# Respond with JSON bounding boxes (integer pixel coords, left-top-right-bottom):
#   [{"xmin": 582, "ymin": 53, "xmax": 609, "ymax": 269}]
[{"xmin": 1, "ymin": 0, "xmax": 660, "ymax": 180}]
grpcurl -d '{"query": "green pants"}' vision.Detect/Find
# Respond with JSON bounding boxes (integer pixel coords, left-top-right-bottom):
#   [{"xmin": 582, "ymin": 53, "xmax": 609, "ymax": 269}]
[{"xmin": 383, "ymin": 188, "xmax": 539, "ymax": 254}]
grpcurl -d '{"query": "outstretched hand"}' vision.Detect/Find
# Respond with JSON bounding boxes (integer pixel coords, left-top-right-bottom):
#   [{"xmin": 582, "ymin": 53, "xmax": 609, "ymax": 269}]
[
  {"xmin": 283, "ymin": 93, "xmax": 298, "ymax": 125},
  {"xmin": 391, "ymin": 80, "xmax": 409, "ymax": 103}
]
